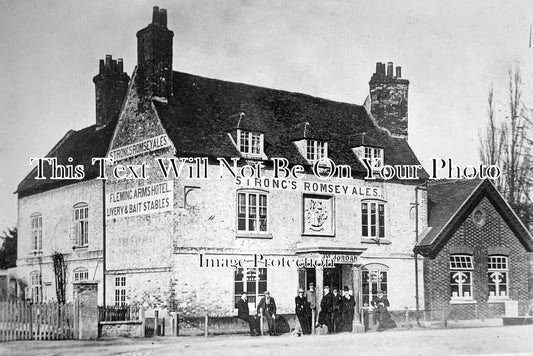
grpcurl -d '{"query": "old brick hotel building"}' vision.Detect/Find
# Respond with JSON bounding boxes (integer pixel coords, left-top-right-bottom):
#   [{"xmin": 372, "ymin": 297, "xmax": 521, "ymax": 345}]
[{"xmin": 13, "ymin": 7, "xmax": 532, "ymax": 331}]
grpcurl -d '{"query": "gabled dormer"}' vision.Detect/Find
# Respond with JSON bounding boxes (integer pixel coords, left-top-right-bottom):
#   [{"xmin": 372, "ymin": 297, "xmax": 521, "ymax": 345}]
[
  {"xmin": 351, "ymin": 133, "xmax": 384, "ymax": 170},
  {"xmin": 227, "ymin": 112, "xmax": 267, "ymax": 159},
  {"xmin": 237, "ymin": 129, "xmax": 264, "ymax": 157},
  {"xmin": 291, "ymin": 122, "xmax": 328, "ymax": 164}
]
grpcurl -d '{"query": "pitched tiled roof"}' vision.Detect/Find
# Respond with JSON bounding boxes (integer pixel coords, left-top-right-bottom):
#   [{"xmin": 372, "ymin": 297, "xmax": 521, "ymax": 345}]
[
  {"xmin": 16, "ymin": 123, "xmax": 116, "ymax": 197},
  {"xmin": 414, "ymin": 179, "xmax": 533, "ymax": 256},
  {"xmin": 17, "ymin": 70, "xmax": 428, "ymax": 197},
  {"xmin": 155, "ymin": 71, "xmax": 428, "ymax": 176}
]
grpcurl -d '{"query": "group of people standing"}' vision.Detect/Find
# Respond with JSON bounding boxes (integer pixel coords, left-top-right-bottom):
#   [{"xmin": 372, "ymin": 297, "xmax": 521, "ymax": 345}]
[
  {"xmin": 236, "ymin": 285, "xmax": 395, "ymax": 336},
  {"xmin": 296, "ymin": 283, "xmax": 356, "ymax": 334}
]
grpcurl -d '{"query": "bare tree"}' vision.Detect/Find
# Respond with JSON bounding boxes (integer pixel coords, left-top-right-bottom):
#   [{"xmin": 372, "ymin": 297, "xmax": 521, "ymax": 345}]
[
  {"xmin": 479, "ymin": 84, "xmax": 505, "ymax": 189},
  {"xmin": 52, "ymin": 251, "xmax": 67, "ymax": 304},
  {"xmin": 479, "ymin": 66, "xmax": 532, "ymax": 226}
]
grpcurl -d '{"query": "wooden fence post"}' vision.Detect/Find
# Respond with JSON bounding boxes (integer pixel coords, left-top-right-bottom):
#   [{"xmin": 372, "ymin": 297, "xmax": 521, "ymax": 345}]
[
  {"xmin": 154, "ymin": 310, "xmax": 159, "ymax": 337},
  {"xmin": 259, "ymin": 308, "xmax": 264, "ymax": 336},
  {"xmin": 204, "ymin": 314, "xmax": 209, "ymax": 338},
  {"xmin": 140, "ymin": 307, "xmax": 146, "ymax": 338},
  {"xmin": 311, "ymin": 308, "xmax": 315, "ymax": 335}
]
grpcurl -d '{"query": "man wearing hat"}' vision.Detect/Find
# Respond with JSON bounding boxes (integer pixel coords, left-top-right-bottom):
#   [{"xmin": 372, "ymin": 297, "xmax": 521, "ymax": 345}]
[
  {"xmin": 235, "ymin": 293, "xmax": 260, "ymax": 336},
  {"xmin": 257, "ymin": 291, "xmax": 277, "ymax": 335},
  {"xmin": 341, "ymin": 286, "xmax": 355, "ymax": 332},
  {"xmin": 332, "ymin": 287, "xmax": 343, "ymax": 333},
  {"xmin": 295, "ymin": 288, "xmax": 311, "ymax": 334},
  {"xmin": 319, "ymin": 285, "xmax": 334, "ymax": 333}
]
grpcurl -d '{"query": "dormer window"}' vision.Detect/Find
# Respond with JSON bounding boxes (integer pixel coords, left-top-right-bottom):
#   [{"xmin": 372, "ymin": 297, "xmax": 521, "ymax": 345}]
[
  {"xmin": 238, "ymin": 130, "xmax": 263, "ymax": 156},
  {"xmin": 306, "ymin": 140, "xmax": 327, "ymax": 161},
  {"xmin": 363, "ymin": 147, "xmax": 384, "ymax": 168}
]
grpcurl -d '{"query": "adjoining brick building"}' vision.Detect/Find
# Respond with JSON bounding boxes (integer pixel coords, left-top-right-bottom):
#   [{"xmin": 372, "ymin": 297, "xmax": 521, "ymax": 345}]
[
  {"xmin": 415, "ymin": 179, "xmax": 533, "ymax": 319},
  {"xmin": 15, "ymin": 6, "xmax": 530, "ymax": 333}
]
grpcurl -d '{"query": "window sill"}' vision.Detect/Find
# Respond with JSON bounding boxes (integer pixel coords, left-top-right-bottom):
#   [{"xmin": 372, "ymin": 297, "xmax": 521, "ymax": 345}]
[
  {"xmin": 302, "ymin": 233, "xmax": 335, "ymax": 238},
  {"xmin": 236, "ymin": 233, "xmax": 273, "ymax": 239},
  {"xmin": 450, "ymin": 299, "xmax": 477, "ymax": 305},
  {"xmin": 488, "ymin": 298, "xmax": 509, "ymax": 303},
  {"xmin": 361, "ymin": 238, "xmax": 391, "ymax": 245},
  {"xmin": 73, "ymin": 245, "xmax": 89, "ymax": 250}
]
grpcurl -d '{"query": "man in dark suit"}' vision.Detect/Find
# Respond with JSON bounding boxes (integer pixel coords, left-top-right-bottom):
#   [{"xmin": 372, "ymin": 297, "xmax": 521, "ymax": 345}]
[
  {"xmin": 319, "ymin": 285, "xmax": 334, "ymax": 334},
  {"xmin": 257, "ymin": 291, "xmax": 277, "ymax": 335},
  {"xmin": 235, "ymin": 293, "xmax": 259, "ymax": 336},
  {"xmin": 341, "ymin": 286, "xmax": 355, "ymax": 332},
  {"xmin": 332, "ymin": 287, "xmax": 343, "ymax": 333},
  {"xmin": 295, "ymin": 288, "xmax": 311, "ymax": 334}
]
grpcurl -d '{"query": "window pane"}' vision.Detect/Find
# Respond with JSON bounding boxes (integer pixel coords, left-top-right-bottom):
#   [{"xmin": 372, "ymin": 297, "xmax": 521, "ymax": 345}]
[
  {"xmin": 307, "ymin": 140, "xmax": 315, "ymax": 160},
  {"xmin": 248, "ymin": 194, "xmax": 257, "ymax": 231},
  {"xmin": 235, "ymin": 282, "xmax": 244, "ymax": 295},
  {"xmin": 251, "ymin": 133, "xmax": 261, "ymax": 154},
  {"xmin": 378, "ymin": 204, "xmax": 385, "ymax": 236},
  {"xmin": 259, "ymin": 195, "xmax": 267, "ymax": 231},
  {"xmin": 362, "ymin": 203, "xmax": 368, "ymax": 237}
]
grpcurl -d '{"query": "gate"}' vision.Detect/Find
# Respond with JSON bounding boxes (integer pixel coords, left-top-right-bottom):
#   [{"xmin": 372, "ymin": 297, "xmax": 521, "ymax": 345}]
[{"xmin": 0, "ymin": 301, "xmax": 77, "ymax": 341}]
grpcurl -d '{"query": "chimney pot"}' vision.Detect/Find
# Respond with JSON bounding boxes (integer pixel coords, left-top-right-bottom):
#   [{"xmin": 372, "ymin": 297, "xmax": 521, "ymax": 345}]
[
  {"xmin": 380, "ymin": 63, "xmax": 386, "ymax": 75},
  {"xmin": 117, "ymin": 59, "xmax": 123, "ymax": 73},
  {"xmin": 396, "ymin": 66, "xmax": 401, "ymax": 78},
  {"xmin": 93, "ymin": 56, "xmax": 129, "ymax": 127},
  {"xmin": 387, "ymin": 62, "xmax": 393, "ymax": 77},
  {"xmin": 375, "ymin": 62, "xmax": 382, "ymax": 74},
  {"xmin": 152, "ymin": 6, "xmax": 160, "ymax": 24},
  {"xmin": 105, "ymin": 55, "xmax": 112, "ymax": 69},
  {"xmin": 160, "ymin": 9, "xmax": 167, "ymax": 27}
]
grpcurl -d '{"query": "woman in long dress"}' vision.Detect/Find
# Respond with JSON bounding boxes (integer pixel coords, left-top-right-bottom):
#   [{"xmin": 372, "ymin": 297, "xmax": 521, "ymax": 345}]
[{"xmin": 371, "ymin": 291, "xmax": 396, "ymax": 331}]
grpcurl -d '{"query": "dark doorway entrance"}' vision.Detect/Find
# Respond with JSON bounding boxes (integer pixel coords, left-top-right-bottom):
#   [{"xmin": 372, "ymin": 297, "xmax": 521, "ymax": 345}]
[
  {"xmin": 324, "ymin": 265, "xmax": 342, "ymax": 291},
  {"xmin": 305, "ymin": 268, "xmax": 316, "ymax": 289},
  {"xmin": 305, "ymin": 265, "xmax": 343, "ymax": 291}
]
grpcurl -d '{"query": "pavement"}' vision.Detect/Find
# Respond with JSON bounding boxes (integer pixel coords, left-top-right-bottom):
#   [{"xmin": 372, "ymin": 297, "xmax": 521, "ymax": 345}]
[{"xmin": 1, "ymin": 324, "xmax": 533, "ymax": 356}]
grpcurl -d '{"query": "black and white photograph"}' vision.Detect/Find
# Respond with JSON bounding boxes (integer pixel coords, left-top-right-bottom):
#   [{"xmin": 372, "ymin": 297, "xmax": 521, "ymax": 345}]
[{"xmin": 1, "ymin": 1, "xmax": 533, "ymax": 355}]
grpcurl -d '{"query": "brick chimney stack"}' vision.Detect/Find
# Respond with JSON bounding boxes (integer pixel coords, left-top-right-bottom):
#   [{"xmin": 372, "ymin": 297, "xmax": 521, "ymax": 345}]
[
  {"xmin": 136, "ymin": 6, "xmax": 174, "ymax": 99},
  {"xmin": 368, "ymin": 61, "xmax": 410, "ymax": 140},
  {"xmin": 92, "ymin": 55, "xmax": 130, "ymax": 127}
]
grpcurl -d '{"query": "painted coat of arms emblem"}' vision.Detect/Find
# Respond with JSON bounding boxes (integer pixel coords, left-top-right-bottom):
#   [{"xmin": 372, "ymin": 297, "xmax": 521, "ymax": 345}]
[{"xmin": 305, "ymin": 199, "xmax": 329, "ymax": 231}]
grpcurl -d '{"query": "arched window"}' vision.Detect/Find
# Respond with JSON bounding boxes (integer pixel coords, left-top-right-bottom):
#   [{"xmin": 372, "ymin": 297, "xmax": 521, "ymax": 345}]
[
  {"xmin": 30, "ymin": 212, "xmax": 42, "ymax": 252},
  {"xmin": 73, "ymin": 267, "xmax": 89, "ymax": 282},
  {"xmin": 362, "ymin": 263, "xmax": 389, "ymax": 307},
  {"xmin": 30, "ymin": 271, "xmax": 42, "ymax": 303},
  {"xmin": 449, "ymin": 254, "xmax": 473, "ymax": 300},
  {"xmin": 72, "ymin": 203, "xmax": 89, "ymax": 247},
  {"xmin": 488, "ymin": 255, "xmax": 508, "ymax": 299}
]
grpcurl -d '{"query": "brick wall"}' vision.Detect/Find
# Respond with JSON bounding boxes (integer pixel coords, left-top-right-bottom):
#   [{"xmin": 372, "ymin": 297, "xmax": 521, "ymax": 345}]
[{"xmin": 423, "ymin": 197, "xmax": 531, "ymax": 319}]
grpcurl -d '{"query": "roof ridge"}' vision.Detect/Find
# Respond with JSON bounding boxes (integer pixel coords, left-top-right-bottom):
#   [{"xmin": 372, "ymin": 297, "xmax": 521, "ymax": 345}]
[{"xmin": 173, "ymin": 70, "xmax": 366, "ymax": 109}]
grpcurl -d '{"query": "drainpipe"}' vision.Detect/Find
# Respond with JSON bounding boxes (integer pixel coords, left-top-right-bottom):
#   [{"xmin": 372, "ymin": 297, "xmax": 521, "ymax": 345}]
[
  {"xmin": 414, "ymin": 183, "xmax": 427, "ymax": 326},
  {"xmin": 102, "ymin": 180, "xmax": 107, "ymax": 308}
]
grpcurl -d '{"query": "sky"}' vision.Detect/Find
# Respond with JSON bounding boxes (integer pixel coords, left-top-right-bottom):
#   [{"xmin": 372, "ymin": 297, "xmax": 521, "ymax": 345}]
[{"xmin": 1, "ymin": 0, "xmax": 533, "ymax": 230}]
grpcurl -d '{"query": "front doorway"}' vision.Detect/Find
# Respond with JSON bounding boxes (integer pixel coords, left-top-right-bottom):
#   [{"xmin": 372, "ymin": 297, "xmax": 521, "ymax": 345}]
[{"xmin": 305, "ymin": 265, "xmax": 342, "ymax": 291}]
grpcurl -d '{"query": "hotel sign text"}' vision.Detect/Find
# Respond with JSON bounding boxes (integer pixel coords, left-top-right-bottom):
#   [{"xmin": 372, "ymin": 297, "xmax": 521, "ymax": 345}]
[{"xmin": 106, "ymin": 181, "xmax": 173, "ymax": 219}]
